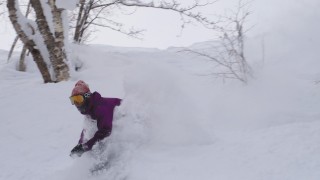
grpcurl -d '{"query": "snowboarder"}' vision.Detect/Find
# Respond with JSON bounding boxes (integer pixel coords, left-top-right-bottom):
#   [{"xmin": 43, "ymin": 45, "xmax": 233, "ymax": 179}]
[{"xmin": 69, "ymin": 80, "xmax": 122, "ymax": 157}]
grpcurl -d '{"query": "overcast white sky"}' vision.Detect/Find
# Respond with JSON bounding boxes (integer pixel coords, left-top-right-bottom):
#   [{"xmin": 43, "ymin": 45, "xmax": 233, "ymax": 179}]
[{"xmin": 0, "ymin": 0, "xmax": 319, "ymax": 50}]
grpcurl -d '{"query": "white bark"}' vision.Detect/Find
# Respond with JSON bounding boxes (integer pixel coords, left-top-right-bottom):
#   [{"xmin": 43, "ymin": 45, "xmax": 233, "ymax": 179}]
[
  {"xmin": 31, "ymin": 0, "xmax": 70, "ymax": 82},
  {"xmin": 7, "ymin": 0, "xmax": 53, "ymax": 82}
]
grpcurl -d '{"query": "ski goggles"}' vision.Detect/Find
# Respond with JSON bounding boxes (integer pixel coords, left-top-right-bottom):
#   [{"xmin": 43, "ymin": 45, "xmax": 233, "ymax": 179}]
[{"xmin": 69, "ymin": 93, "xmax": 91, "ymax": 106}]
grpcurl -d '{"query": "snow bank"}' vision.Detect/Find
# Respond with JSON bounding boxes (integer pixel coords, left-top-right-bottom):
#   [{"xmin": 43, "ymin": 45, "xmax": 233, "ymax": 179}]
[{"xmin": 1, "ymin": 30, "xmax": 320, "ymax": 180}]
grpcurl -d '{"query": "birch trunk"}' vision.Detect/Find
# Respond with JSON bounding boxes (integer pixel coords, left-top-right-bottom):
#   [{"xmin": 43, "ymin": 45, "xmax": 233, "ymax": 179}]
[
  {"xmin": 7, "ymin": 0, "xmax": 52, "ymax": 83},
  {"xmin": 30, "ymin": 0, "xmax": 69, "ymax": 82},
  {"xmin": 74, "ymin": 0, "xmax": 94, "ymax": 44},
  {"xmin": 73, "ymin": 0, "xmax": 85, "ymax": 43},
  {"xmin": 19, "ymin": 45, "xmax": 27, "ymax": 72},
  {"xmin": 7, "ymin": 35, "xmax": 19, "ymax": 62},
  {"xmin": 7, "ymin": 0, "xmax": 31, "ymax": 62}
]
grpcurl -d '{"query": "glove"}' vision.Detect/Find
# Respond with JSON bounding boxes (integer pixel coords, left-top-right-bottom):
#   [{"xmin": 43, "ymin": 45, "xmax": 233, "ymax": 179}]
[{"xmin": 70, "ymin": 144, "xmax": 85, "ymax": 157}]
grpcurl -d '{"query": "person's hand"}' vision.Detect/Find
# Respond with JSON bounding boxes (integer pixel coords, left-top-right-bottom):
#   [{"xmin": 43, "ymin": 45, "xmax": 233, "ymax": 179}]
[{"xmin": 70, "ymin": 144, "xmax": 85, "ymax": 157}]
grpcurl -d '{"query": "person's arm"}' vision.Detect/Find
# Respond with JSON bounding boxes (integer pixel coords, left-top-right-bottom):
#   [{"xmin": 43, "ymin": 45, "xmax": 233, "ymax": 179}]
[
  {"xmin": 109, "ymin": 98, "xmax": 122, "ymax": 106},
  {"xmin": 70, "ymin": 129, "xmax": 86, "ymax": 157},
  {"xmin": 78, "ymin": 129, "xmax": 85, "ymax": 144},
  {"xmin": 83, "ymin": 98, "xmax": 121, "ymax": 151},
  {"xmin": 83, "ymin": 125, "xmax": 111, "ymax": 150}
]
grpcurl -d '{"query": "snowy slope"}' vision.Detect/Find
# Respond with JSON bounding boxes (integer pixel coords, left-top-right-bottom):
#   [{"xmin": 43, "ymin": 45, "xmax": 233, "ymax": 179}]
[{"xmin": 1, "ymin": 40, "xmax": 320, "ymax": 180}]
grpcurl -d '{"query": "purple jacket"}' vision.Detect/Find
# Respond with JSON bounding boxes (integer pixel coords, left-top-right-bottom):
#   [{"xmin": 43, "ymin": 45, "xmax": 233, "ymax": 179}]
[{"xmin": 78, "ymin": 92, "xmax": 121, "ymax": 150}]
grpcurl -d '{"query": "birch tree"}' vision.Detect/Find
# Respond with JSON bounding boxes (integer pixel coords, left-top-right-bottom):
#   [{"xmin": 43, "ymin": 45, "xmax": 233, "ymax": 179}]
[
  {"xmin": 7, "ymin": 0, "xmax": 31, "ymax": 69},
  {"xmin": 7, "ymin": 0, "xmax": 70, "ymax": 83}
]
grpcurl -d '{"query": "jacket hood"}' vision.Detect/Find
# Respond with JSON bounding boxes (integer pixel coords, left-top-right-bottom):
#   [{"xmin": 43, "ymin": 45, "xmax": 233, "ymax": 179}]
[{"xmin": 79, "ymin": 92, "xmax": 101, "ymax": 115}]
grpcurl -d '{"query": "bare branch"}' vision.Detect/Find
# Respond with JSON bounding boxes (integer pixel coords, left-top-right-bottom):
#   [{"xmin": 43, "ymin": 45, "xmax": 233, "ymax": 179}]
[
  {"xmin": 118, "ymin": 0, "xmax": 217, "ymax": 28},
  {"xmin": 91, "ymin": 0, "xmax": 121, "ymax": 9},
  {"xmin": 180, "ymin": 0, "xmax": 253, "ymax": 84},
  {"xmin": 182, "ymin": 48, "xmax": 246, "ymax": 83},
  {"xmin": 91, "ymin": 22, "xmax": 145, "ymax": 39},
  {"xmin": 71, "ymin": 0, "xmax": 219, "ymax": 44}
]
